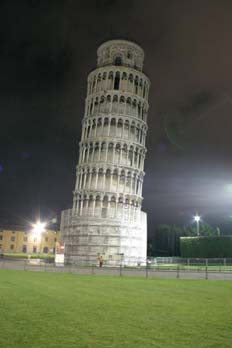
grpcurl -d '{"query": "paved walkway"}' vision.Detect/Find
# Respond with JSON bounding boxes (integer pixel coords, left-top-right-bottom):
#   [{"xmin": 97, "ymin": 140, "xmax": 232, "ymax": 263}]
[{"xmin": 1, "ymin": 259, "xmax": 232, "ymax": 280}]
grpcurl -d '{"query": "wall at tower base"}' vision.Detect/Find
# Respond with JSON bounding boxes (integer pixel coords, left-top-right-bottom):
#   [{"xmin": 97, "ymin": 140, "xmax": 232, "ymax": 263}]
[{"xmin": 60, "ymin": 209, "xmax": 147, "ymax": 266}]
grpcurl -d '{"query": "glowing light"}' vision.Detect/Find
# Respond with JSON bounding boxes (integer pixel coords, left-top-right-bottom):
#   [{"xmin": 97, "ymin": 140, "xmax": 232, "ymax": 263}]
[
  {"xmin": 194, "ymin": 215, "xmax": 201, "ymax": 222},
  {"xmin": 31, "ymin": 221, "xmax": 47, "ymax": 238}
]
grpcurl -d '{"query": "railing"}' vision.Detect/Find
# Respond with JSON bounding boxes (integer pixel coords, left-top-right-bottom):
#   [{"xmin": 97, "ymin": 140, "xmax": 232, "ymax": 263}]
[
  {"xmin": 154, "ymin": 257, "xmax": 232, "ymax": 269},
  {"xmin": 1, "ymin": 258, "xmax": 232, "ymax": 280}
]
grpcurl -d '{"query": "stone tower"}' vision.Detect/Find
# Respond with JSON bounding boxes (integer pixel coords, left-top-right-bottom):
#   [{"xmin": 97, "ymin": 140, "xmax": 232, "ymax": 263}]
[{"xmin": 61, "ymin": 39, "xmax": 150, "ymax": 264}]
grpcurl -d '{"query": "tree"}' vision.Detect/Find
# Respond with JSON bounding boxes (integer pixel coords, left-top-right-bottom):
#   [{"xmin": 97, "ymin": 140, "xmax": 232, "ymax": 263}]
[{"xmin": 151, "ymin": 223, "xmax": 218, "ymax": 257}]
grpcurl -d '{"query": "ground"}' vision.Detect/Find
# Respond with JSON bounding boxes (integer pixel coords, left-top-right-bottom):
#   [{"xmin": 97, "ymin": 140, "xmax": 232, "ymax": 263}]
[{"xmin": 0, "ymin": 270, "xmax": 231, "ymax": 348}]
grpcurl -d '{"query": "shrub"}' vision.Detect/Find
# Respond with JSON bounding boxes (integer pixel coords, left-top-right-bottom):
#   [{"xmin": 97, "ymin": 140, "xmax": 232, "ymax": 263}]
[{"xmin": 180, "ymin": 236, "xmax": 232, "ymax": 258}]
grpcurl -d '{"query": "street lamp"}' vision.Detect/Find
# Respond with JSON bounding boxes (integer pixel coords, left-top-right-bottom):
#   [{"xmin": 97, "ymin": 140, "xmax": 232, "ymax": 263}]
[{"xmin": 194, "ymin": 215, "xmax": 201, "ymax": 236}]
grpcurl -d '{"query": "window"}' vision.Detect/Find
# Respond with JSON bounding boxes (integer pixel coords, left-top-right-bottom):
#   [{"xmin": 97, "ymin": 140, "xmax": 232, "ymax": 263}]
[
  {"xmin": 54, "ymin": 238, "xmax": 57, "ymax": 242},
  {"xmin": 10, "ymin": 245, "xmax": 14, "ymax": 250},
  {"xmin": 127, "ymin": 51, "xmax": 132, "ymax": 59},
  {"xmin": 11, "ymin": 236, "xmax": 15, "ymax": 241},
  {"xmin": 22, "ymin": 245, "xmax": 27, "ymax": 253},
  {"xmin": 45, "ymin": 237, "xmax": 48, "ymax": 242},
  {"xmin": 114, "ymin": 72, "xmax": 120, "ymax": 90},
  {"xmin": 114, "ymin": 56, "xmax": 122, "ymax": 66},
  {"xmin": 33, "ymin": 238, "xmax": 37, "ymax": 242},
  {"xmin": 0, "ymin": 235, "xmax": 2, "ymax": 240},
  {"xmin": 33, "ymin": 246, "xmax": 37, "ymax": 253},
  {"xmin": 0, "ymin": 244, "xmax": 2, "ymax": 249},
  {"xmin": 43, "ymin": 247, "xmax": 48, "ymax": 254}
]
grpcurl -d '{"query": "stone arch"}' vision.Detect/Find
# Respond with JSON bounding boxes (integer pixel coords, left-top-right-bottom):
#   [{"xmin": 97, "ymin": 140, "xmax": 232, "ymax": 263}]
[
  {"xmin": 128, "ymin": 73, "xmax": 134, "ymax": 93},
  {"xmin": 129, "ymin": 146, "xmax": 134, "ymax": 166},
  {"xmin": 138, "ymin": 101, "xmax": 142, "ymax": 119},
  {"xmin": 131, "ymin": 120, "xmax": 136, "ymax": 134},
  {"xmin": 118, "ymin": 118, "xmax": 123, "ymax": 127},
  {"xmin": 132, "ymin": 99, "xmax": 137, "ymax": 117},
  {"xmin": 143, "ymin": 81, "xmax": 146, "ymax": 98},
  {"xmin": 135, "ymin": 124, "xmax": 140, "ymax": 142},
  {"xmin": 113, "ymin": 94, "xmax": 118, "ymax": 102},
  {"xmin": 108, "ymin": 71, "xmax": 114, "ymax": 89},
  {"xmin": 104, "ymin": 117, "xmax": 109, "ymax": 126},
  {"xmin": 83, "ymin": 194, "xmax": 88, "ymax": 211},
  {"xmin": 90, "ymin": 99, "xmax": 93, "ymax": 115},
  {"xmin": 108, "ymin": 142, "xmax": 114, "ymax": 162},
  {"xmin": 122, "ymin": 144, "xmax": 128, "ymax": 166},
  {"xmin": 139, "ymin": 78, "xmax": 143, "ymax": 96},
  {"xmin": 114, "ymin": 71, "xmax": 120, "ymax": 90},
  {"xmin": 109, "ymin": 195, "xmax": 116, "ymax": 217},
  {"xmin": 134, "ymin": 75, "xmax": 139, "ymax": 94},
  {"xmin": 88, "ymin": 195, "xmax": 94, "ymax": 209},
  {"xmin": 95, "ymin": 195, "xmax": 101, "ymax": 216},
  {"xmin": 97, "ymin": 73, "xmax": 101, "ymax": 92},
  {"xmin": 94, "ymin": 97, "xmax": 99, "ymax": 113},
  {"xmin": 96, "ymin": 118, "xmax": 102, "ymax": 137},
  {"xmin": 122, "ymin": 72, "xmax": 127, "ymax": 80},
  {"xmin": 112, "ymin": 94, "xmax": 118, "ymax": 113},
  {"xmin": 102, "ymin": 195, "xmax": 109, "ymax": 218},
  {"xmin": 117, "ymin": 196, "xmax": 123, "ymax": 217},
  {"xmin": 120, "ymin": 95, "xmax": 125, "ymax": 103},
  {"xmin": 129, "ymin": 73, "xmax": 133, "ymax": 83},
  {"xmin": 110, "ymin": 118, "xmax": 116, "ymax": 137},
  {"xmin": 106, "ymin": 94, "xmax": 111, "ymax": 102},
  {"xmin": 126, "ymin": 97, "xmax": 131, "ymax": 115},
  {"xmin": 92, "ymin": 75, "xmax": 96, "ymax": 93},
  {"xmin": 124, "ymin": 120, "xmax": 130, "ymax": 137},
  {"xmin": 119, "ymin": 170, "xmax": 125, "ymax": 192},
  {"xmin": 94, "ymin": 142, "xmax": 100, "ymax": 161},
  {"xmin": 115, "ymin": 143, "xmax": 121, "ymax": 164}
]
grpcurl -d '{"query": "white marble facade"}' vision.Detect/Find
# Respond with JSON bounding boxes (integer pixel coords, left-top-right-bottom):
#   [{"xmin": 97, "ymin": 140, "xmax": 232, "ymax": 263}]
[{"xmin": 61, "ymin": 40, "xmax": 150, "ymax": 264}]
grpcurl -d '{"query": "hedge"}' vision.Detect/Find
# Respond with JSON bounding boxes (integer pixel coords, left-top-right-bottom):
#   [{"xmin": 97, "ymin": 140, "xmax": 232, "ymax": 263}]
[
  {"xmin": 180, "ymin": 236, "xmax": 232, "ymax": 258},
  {"xmin": 2, "ymin": 253, "xmax": 55, "ymax": 260}
]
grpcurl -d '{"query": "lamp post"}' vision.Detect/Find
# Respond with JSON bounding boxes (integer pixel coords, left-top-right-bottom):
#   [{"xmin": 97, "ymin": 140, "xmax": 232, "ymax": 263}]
[{"xmin": 194, "ymin": 215, "xmax": 201, "ymax": 236}]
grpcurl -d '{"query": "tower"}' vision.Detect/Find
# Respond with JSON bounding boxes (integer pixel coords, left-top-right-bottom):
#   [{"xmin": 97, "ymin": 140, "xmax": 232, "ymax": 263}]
[{"xmin": 61, "ymin": 40, "xmax": 150, "ymax": 264}]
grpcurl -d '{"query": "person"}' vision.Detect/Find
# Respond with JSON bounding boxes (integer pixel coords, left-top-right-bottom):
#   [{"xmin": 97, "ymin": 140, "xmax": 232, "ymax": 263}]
[{"xmin": 98, "ymin": 255, "xmax": 104, "ymax": 267}]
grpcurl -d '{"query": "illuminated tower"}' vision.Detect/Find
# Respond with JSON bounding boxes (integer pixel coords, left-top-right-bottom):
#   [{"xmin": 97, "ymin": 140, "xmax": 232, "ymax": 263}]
[{"xmin": 61, "ymin": 39, "xmax": 150, "ymax": 264}]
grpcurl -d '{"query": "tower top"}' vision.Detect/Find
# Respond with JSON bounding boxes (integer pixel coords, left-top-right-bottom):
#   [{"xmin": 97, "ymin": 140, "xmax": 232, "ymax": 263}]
[{"xmin": 97, "ymin": 39, "xmax": 145, "ymax": 71}]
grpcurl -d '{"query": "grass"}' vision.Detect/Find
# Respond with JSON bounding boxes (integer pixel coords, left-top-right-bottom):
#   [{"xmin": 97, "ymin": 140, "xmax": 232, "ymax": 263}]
[{"xmin": 0, "ymin": 270, "xmax": 232, "ymax": 348}]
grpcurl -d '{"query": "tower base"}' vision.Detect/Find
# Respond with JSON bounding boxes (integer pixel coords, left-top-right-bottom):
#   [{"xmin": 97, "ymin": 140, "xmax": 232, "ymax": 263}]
[{"xmin": 61, "ymin": 209, "xmax": 147, "ymax": 266}]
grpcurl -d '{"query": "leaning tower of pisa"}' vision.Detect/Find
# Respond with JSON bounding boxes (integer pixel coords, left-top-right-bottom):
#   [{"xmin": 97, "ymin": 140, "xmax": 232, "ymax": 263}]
[{"xmin": 61, "ymin": 39, "xmax": 150, "ymax": 265}]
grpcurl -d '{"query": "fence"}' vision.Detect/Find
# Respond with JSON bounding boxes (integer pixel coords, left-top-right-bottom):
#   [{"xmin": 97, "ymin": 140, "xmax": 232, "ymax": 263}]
[
  {"xmin": 1, "ymin": 258, "xmax": 232, "ymax": 280},
  {"xmin": 153, "ymin": 257, "xmax": 232, "ymax": 270}
]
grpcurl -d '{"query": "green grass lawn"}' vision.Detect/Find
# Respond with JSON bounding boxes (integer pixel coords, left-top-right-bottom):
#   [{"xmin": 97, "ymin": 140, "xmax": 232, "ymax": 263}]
[{"xmin": 0, "ymin": 270, "xmax": 232, "ymax": 348}]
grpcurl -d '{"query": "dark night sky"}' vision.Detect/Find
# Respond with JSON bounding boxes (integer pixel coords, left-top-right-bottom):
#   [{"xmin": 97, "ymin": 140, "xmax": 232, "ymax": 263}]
[{"xmin": 1, "ymin": 0, "xmax": 232, "ymax": 234}]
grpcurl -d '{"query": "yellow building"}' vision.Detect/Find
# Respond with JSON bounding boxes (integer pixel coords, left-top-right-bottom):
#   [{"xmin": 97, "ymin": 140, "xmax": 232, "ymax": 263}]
[{"xmin": 0, "ymin": 226, "xmax": 61, "ymax": 254}]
